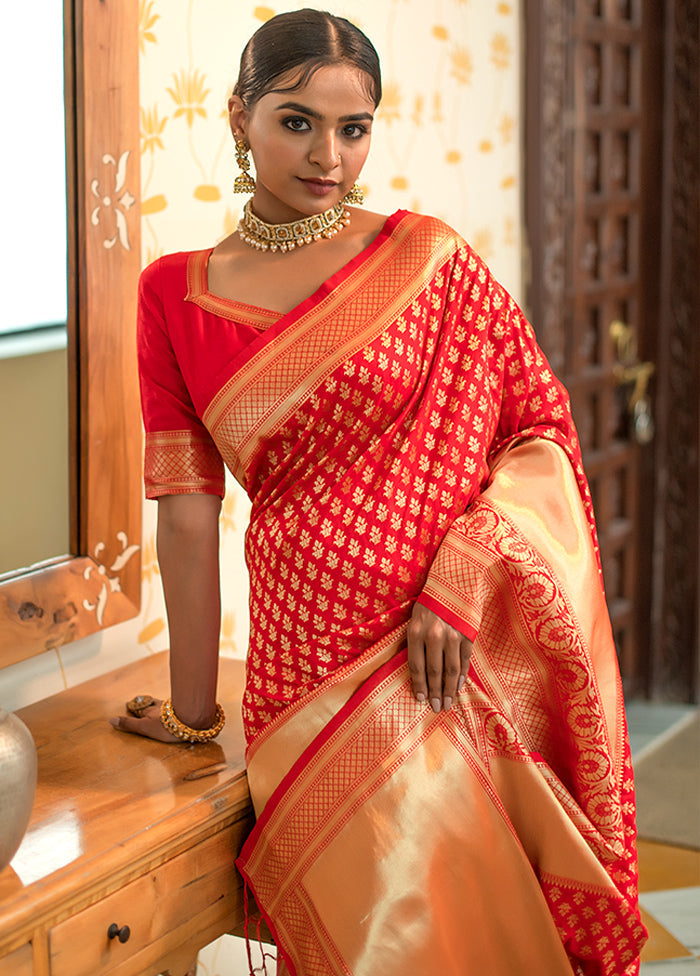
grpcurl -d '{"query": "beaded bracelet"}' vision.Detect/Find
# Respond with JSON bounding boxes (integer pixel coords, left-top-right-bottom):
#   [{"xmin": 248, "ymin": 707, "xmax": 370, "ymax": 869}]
[{"xmin": 160, "ymin": 698, "xmax": 225, "ymax": 742}]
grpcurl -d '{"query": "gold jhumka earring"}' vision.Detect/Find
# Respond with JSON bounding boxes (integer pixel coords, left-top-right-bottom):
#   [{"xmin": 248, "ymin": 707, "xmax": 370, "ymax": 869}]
[
  {"xmin": 342, "ymin": 183, "xmax": 364, "ymax": 205},
  {"xmin": 233, "ymin": 139, "xmax": 256, "ymax": 193}
]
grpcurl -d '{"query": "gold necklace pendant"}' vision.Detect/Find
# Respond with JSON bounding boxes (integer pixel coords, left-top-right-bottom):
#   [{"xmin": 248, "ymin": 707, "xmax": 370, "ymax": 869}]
[{"xmin": 238, "ymin": 199, "xmax": 351, "ymax": 252}]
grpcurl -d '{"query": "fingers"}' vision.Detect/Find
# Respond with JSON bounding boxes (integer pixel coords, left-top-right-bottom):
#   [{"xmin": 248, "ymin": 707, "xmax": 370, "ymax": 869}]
[
  {"xmin": 407, "ymin": 604, "xmax": 473, "ymax": 713},
  {"xmin": 110, "ymin": 715, "xmax": 146, "ymax": 735},
  {"xmin": 407, "ymin": 608, "xmax": 429, "ymax": 704},
  {"xmin": 439, "ymin": 627, "xmax": 462, "ymax": 707},
  {"xmin": 460, "ymin": 637, "xmax": 474, "ymax": 689},
  {"xmin": 109, "ymin": 704, "xmax": 180, "ymax": 743}
]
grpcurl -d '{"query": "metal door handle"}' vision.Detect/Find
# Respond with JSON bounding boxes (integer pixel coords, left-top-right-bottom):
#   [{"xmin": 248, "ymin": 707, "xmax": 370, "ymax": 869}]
[
  {"xmin": 609, "ymin": 320, "xmax": 655, "ymax": 444},
  {"xmin": 612, "ymin": 359, "xmax": 655, "ymax": 409}
]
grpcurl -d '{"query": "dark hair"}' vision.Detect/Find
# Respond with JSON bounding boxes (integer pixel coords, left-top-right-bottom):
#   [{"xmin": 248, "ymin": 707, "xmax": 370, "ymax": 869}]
[{"xmin": 232, "ymin": 9, "xmax": 382, "ymax": 109}]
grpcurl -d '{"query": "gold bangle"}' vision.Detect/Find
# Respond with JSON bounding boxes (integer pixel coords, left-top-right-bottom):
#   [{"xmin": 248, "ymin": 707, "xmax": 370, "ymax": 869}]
[{"xmin": 160, "ymin": 698, "xmax": 225, "ymax": 742}]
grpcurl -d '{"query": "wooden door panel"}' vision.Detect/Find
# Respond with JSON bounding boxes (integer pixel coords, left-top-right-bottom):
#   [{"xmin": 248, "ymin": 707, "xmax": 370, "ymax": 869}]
[
  {"xmin": 570, "ymin": 0, "xmax": 646, "ymax": 683},
  {"xmin": 526, "ymin": 0, "xmax": 699, "ymax": 700},
  {"xmin": 526, "ymin": 0, "xmax": 649, "ymax": 692}
]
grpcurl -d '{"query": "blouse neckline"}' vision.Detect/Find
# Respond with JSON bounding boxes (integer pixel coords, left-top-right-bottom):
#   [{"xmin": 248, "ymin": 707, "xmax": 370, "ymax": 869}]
[{"xmin": 184, "ymin": 210, "xmax": 408, "ymax": 329}]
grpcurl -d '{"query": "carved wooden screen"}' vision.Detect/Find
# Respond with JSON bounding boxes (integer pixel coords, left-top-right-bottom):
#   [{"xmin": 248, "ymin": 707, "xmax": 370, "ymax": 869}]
[
  {"xmin": 526, "ymin": 0, "xmax": 651, "ymax": 691},
  {"xmin": 568, "ymin": 1, "xmax": 648, "ymax": 681}
]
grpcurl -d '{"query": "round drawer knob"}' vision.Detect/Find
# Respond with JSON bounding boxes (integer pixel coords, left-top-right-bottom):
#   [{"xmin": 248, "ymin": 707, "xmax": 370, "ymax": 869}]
[{"xmin": 107, "ymin": 923, "xmax": 131, "ymax": 944}]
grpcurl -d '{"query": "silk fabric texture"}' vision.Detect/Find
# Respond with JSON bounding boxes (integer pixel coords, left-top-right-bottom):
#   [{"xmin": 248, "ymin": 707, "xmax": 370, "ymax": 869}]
[{"xmin": 137, "ymin": 212, "xmax": 647, "ymax": 975}]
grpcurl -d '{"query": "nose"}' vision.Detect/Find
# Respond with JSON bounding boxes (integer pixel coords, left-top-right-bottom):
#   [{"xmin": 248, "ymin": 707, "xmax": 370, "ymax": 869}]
[{"xmin": 309, "ymin": 129, "xmax": 340, "ymax": 172}]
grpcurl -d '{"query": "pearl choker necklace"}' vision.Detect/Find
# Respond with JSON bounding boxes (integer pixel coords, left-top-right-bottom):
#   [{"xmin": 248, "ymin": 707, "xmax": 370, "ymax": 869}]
[{"xmin": 238, "ymin": 199, "xmax": 351, "ymax": 252}]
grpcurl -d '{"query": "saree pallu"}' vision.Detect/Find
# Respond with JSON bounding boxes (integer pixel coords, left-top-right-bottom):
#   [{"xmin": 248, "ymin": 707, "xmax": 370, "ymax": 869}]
[
  {"xmin": 238, "ymin": 440, "xmax": 645, "ymax": 976},
  {"xmin": 138, "ymin": 212, "xmax": 646, "ymax": 974}
]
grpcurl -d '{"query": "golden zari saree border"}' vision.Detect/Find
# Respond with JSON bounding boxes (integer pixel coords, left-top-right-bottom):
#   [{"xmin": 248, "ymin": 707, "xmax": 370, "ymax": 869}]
[
  {"xmin": 237, "ymin": 441, "xmax": 646, "ymax": 976},
  {"xmin": 144, "ymin": 429, "xmax": 224, "ymax": 497},
  {"xmin": 202, "ymin": 213, "xmax": 453, "ymax": 484}
]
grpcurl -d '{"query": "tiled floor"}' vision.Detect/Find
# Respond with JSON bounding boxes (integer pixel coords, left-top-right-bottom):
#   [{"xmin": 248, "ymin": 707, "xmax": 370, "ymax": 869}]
[{"xmin": 629, "ymin": 703, "xmax": 700, "ymax": 975}]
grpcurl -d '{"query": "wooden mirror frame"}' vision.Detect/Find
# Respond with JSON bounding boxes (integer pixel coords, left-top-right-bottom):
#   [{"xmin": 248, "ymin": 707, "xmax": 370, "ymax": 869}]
[{"xmin": 0, "ymin": 0, "xmax": 142, "ymax": 667}]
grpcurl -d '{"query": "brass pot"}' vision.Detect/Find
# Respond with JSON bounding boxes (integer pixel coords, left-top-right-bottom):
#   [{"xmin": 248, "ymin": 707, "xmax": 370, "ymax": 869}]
[{"xmin": 0, "ymin": 707, "xmax": 37, "ymax": 872}]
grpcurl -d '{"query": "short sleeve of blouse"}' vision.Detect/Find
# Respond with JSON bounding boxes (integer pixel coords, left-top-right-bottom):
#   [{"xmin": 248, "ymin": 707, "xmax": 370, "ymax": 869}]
[{"xmin": 137, "ymin": 258, "xmax": 225, "ymax": 499}]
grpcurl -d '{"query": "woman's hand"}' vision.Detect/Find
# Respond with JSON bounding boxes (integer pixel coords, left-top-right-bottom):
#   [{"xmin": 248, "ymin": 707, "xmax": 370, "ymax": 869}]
[
  {"xmin": 407, "ymin": 604, "xmax": 473, "ymax": 713},
  {"xmin": 110, "ymin": 698, "xmax": 181, "ymax": 743},
  {"xmin": 109, "ymin": 494, "xmax": 223, "ymax": 746}
]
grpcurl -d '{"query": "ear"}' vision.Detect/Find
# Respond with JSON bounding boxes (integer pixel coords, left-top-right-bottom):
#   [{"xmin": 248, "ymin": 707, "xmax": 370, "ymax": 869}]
[{"xmin": 228, "ymin": 94, "xmax": 248, "ymax": 142}]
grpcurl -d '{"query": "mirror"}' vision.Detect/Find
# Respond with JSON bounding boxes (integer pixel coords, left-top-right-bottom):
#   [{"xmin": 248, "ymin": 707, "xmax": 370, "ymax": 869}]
[
  {"xmin": 1, "ymin": 1, "xmax": 69, "ymax": 576},
  {"xmin": 0, "ymin": 0, "xmax": 142, "ymax": 667}
]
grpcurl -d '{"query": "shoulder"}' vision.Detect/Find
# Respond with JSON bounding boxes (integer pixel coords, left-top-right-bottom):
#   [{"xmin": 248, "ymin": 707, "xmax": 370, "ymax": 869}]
[
  {"xmin": 397, "ymin": 213, "xmax": 521, "ymax": 311},
  {"xmin": 392, "ymin": 211, "xmax": 484, "ymax": 278},
  {"xmin": 396, "ymin": 211, "xmax": 470, "ymax": 255},
  {"xmin": 139, "ymin": 249, "xmax": 207, "ymax": 289},
  {"xmin": 138, "ymin": 250, "xmax": 209, "ymax": 336}
]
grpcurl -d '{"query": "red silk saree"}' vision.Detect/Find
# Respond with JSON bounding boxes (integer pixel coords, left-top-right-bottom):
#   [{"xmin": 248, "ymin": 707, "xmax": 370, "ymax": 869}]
[{"xmin": 138, "ymin": 212, "xmax": 647, "ymax": 975}]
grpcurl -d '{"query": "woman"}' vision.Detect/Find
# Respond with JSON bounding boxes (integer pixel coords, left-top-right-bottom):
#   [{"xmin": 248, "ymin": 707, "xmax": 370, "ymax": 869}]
[{"xmin": 113, "ymin": 9, "xmax": 647, "ymax": 975}]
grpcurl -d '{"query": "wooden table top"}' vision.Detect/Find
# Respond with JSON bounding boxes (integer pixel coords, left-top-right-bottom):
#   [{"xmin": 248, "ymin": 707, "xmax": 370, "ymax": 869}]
[{"xmin": 0, "ymin": 653, "xmax": 252, "ymax": 953}]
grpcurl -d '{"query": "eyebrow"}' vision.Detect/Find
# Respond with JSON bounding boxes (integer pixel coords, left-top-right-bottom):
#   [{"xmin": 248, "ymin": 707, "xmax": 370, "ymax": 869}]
[{"xmin": 274, "ymin": 100, "xmax": 374, "ymax": 123}]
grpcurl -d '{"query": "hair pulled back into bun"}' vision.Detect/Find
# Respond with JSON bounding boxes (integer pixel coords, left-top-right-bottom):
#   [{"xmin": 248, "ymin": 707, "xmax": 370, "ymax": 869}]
[{"xmin": 232, "ymin": 9, "xmax": 382, "ymax": 110}]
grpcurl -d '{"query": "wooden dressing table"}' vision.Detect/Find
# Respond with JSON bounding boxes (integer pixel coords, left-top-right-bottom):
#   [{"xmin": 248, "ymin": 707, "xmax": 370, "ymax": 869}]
[{"xmin": 0, "ymin": 654, "xmax": 254, "ymax": 976}]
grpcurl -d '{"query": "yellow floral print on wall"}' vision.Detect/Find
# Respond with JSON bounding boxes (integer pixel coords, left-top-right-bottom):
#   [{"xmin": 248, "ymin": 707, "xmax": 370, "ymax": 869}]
[
  {"xmin": 410, "ymin": 95, "xmax": 424, "ymax": 126},
  {"xmin": 491, "ymin": 33, "xmax": 512, "ymax": 70},
  {"xmin": 139, "ymin": 0, "xmax": 159, "ymax": 53},
  {"xmin": 141, "ymin": 106, "xmax": 168, "ymax": 215},
  {"xmin": 167, "ymin": 69, "xmax": 211, "ymax": 127},
  {"xmin": 498, "ymin": 113, "xmax": 516, "ymax": 144},
  {"xmin": 141, "ymin": 105, "xmax": 168, "ymax": 154},
  {"xmin": 142, "ymin": 195, "xmax": 167, "ymax": 216},
  {"xmin": 162, "ymin": 59, "xmax": 225, "ymax": 203},
  {"xmin": 450, "ymin": 46, "xmax": 473, "ymax": 85},
  {"xmin": 472, "ymin": 228, "xmax": 494, "ymax": 261},
  {"xmin": 378, "ymin": 82, "xmax": 402, "ymax": 124},
  {"xmin": 138, "ymin": 617, "xmax": 166, "ymax": 645}
]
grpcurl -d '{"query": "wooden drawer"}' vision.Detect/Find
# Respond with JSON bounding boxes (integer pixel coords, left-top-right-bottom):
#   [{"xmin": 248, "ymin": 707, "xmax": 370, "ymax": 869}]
[
  {"xmin": 0, "ymin": 943, "xmax": 32, "ymax": 976},
  {"xmin": 50, "ymin": 826, "xmax": 243, "ymax": 976}
]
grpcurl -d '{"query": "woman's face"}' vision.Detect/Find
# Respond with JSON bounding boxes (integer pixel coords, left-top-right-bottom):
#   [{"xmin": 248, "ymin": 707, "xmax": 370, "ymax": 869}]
[{"xmin": 230, "ymin": 62, "xmax": 375, "ymax": 224}]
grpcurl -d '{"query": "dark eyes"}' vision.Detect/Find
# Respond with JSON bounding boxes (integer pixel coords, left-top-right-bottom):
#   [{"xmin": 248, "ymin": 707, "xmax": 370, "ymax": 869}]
[
  {"xmin": 283, "ymin": 116, "xmax": 310, "ymax": 132},
  {"xmin": 281, "ymin": 116, "xmax": 368, "ymax": 139},
  {"xmin": 342, "ymin": 123, "xmax": 368, "ymax": 139}
]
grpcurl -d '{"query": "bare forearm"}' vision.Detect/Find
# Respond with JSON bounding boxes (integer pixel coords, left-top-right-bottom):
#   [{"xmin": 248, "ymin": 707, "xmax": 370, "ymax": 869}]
[{"xmin": 157, "ymin": 494, "xmax": 222, "ymax": 729}]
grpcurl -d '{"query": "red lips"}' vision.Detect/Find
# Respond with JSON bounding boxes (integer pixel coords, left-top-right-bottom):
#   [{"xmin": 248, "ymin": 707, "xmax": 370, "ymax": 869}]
[{"xmin": 299, "ymin": 178, "xmax": 338, "ymax": 196}]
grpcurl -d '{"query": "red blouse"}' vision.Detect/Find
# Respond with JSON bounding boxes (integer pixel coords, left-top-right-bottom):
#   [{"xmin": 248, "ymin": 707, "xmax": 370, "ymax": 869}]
[{"xmin": 137, "ymin": 213, "xmax": 406, "ymax": 498}]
